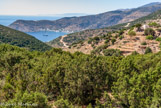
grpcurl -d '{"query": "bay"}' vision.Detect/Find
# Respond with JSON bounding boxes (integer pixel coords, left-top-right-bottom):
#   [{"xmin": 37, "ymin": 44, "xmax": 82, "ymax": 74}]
[
  {"xmin": 27, "ymin": 31, "xmax": 67, "ymax": 42},
  {"xmin": 0, "ymin": 15, "xmax": 68, "ymax": 42}
]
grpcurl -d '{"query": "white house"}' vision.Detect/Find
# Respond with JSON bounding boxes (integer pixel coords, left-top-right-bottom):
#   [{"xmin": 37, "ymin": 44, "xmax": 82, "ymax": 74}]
[{"xmin": 142, "ymin": 24, "xmax": 149, "ymax": 30}]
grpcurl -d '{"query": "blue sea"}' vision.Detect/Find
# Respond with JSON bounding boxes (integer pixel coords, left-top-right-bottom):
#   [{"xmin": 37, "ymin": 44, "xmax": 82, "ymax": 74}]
[{"xmin": 0, "ymin": 15, "xmax": 68, "ymax": 42}]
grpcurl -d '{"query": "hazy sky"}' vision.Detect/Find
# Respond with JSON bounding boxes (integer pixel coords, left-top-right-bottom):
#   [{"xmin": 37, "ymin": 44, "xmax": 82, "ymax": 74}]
[{"xmin": 0, "ymin": 0, "xmax": 161, "ymax": 16}]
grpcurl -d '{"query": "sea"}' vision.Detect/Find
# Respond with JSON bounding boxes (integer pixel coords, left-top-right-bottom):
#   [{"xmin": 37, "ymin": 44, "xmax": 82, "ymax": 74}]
[{"xmin": 0, "ymin": 15, "xmax": 68, "ymax": 42}]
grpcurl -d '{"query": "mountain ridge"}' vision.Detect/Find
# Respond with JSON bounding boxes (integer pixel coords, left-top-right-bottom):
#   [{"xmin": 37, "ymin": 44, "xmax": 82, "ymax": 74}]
[
  {"xmin": 48, "ymin": 9, "xmax": 161, "ymax": 52},
  {"xmin": 9, "ymin": 2, "xmax": 161, "ymax": 32}
]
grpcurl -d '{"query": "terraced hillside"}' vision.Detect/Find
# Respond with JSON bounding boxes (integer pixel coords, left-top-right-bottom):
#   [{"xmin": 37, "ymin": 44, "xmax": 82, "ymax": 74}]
[
  {"xmin": 48, "ymin": 9, "xmax": 161, "ymax": 48},
  {"xmin": 63, "ymin": 20, "xmax": 161, "ymax": 56}
]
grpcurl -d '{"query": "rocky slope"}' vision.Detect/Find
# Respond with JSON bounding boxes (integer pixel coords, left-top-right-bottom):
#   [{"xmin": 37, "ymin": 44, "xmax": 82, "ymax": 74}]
[
  {"xmin": 63, "ymin": 20, "xmax": 161, "ymax": 56},
  {"xmin": 10, "ymin": 2, "xmax": 161, "ymax": 32},
  {"xmin": 48, "ymin": 9, "xmax": 161, "ymax": 48}
]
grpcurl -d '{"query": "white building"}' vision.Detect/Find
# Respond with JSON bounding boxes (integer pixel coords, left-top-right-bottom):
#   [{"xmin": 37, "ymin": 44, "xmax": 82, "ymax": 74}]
[{"xmin": 142, "ymin": 24, "xmax": 149, "ymax": 30}]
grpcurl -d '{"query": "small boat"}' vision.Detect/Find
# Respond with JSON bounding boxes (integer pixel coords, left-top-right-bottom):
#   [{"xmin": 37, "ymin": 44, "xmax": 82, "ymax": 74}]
[
  {"xmin": 43, "ymin": 34, "xmax": 48, "ymax": 36},
  {"xmin": 43, "ymin": 29, "xmax": 48, "ymax": 36}
]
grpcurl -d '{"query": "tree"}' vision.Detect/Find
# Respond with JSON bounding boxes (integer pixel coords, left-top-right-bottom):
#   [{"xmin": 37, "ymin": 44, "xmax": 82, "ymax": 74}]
[
  {"xmin": 103, "ymin": 49, "xmax": 122, "ymax": 57},
  {"xmin": 144, "ymin": 28, "xmax": 156, "ymax": 36},
  {"xmin": 111, "ymin": 38, "xmax": 116, "ymax": 45},
  {"xmin": 5, "ymin": 92, "xmax": 50, "ymax": 108},
  {"xmin": 128, "ymin": 30, "xmax": 136, "ymax": 36},
  {"xmin": 135, "ymin": 23, "xmax": 142, "ymax": 31},
  {"xmin": 95, "ymin": 92, "xmax": 114, "ymax": 108},
  {"xmin": 131, "ymin": 51, "xmax": 139, "ymax": 55},
  {"xmin": 54, "ymin": 98, "xmax": 73, "ymax": 108},
  {"xmin": 141, "ymin": 42, "xmax": 147, "ymax": 45},
  {"xmin": 145, "ymin": 47, "xmax": 152, "ymax": 54},
  {"xmin": 150, "ymin": 79, "xmax": 161, "ymax": 108}
]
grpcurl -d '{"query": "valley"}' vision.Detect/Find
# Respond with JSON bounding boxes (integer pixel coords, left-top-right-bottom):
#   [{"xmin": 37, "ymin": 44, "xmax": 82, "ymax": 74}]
[{"xmin": 0, "ymin": 1, "xmax": 161, "ymax": 108}]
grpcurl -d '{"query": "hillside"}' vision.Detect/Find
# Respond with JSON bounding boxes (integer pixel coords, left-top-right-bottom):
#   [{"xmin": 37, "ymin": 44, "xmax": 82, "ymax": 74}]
[
  {"xmin": 63, "ymin": 19, "xmax": 161, "ymax": 56},
  {"xmin": 0, "ymin": 25, "xmax": 52, "ymax": 51},
  {"xmin": 48, "ymin": 9, "xmax": 161, "ymax": 48},
  {"xmin": 9, "ymin": 3, "xmax": 161, "ymax": 33},
  {"xmin": 0, "ymin": 44, "xmax": 161, "ymax": 108}
]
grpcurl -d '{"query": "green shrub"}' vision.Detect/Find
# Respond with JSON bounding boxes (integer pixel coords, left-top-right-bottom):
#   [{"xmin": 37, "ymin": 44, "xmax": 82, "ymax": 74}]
[
  {"xmin": 103, "ymin": 49, "xmax": 122, "ymax": 56},
  {"xmin": 146, "ymin": 35, "xmax": 154, "ymax": 40},
  {"xmin": 111, "ymin": 38, "xmax": 116, "ymax": 45},
  {"xmin": 135, "ymin": 23, "xmax": 142, "ymax": 31},
  {"xmin": 1, "ymin": 44, "xmax": 161, "ymax": 107},
  {"xmin": 141, "ymin": 42, "xmax": 147, "ymax": 45},
  {"xmin": 95, "ymin": 92, "xmax": 114, "ymax": 108},
  {"xmin": 131, "ymin": 51, "xmax": 139, "ymax": 55},
  {"xmin": 148, "ymin": 22, "xmax": 160, "ymax": 27},
  {"xmin": 6, "ymin": 92, "xmax": 49, "ymax": 108},
  {"xmin": 145, "ymin": 47, "xmax": 152, "ymax": 54},
  {"xmin": 130, "ymin": 27, "xmax": 134, "ymax": 31},
  {"xmin": 87, "ymin": 103, "xmax": 93, "ymax": 108},
  {"xmin": 105, "ymin": 39, "xmax": 110, "ymax": 44},
  {"xmin": 88, "ymin": 40, "xmax": 92, "ymax": 44},
  {"xmin": 159, "ymin": 43, "xmax": 161, "ymax": 50},
  {"xmin": 119, "ymin": 35, "xmax": 124, "ymax": 40},
  {"xmin": 91, "ymin": 44, "xmax": 109, "ymax": 55},
  {"xmin": 144, "ymin": 28, "xmax": 156, "ymax": 36},
  {"xmin": 156, "ymin": 37, "xmax": 161, "ymax": 41},
  {"xmin": 88, "ymin": 37, "xmax": 100, "ymax": 45},
  {"xmin": 114, "ymin": 34, "xmax": 119, "ymax": 38},
  {"xmin": 93, "ymin": 36, "xmax": 100, "ymax": 41},
  {"xmin": 128, "ymin": 30, "xmax": 136, "ymax": 36},
  {"xmin": 118, "ymin": 30, "xmax": 124, "ymax": 35},
  {"xmin": 54, "ymin": 98, "xmax": 73, "ymax": 108}
]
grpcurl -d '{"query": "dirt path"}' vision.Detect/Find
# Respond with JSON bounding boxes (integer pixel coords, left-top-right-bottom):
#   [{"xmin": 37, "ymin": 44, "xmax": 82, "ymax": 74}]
[{"xmin": 60, "ymin": 35, "xmax": 68, "ymax": 48}]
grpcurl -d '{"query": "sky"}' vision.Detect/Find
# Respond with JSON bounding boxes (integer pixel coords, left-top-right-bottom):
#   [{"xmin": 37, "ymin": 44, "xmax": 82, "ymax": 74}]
[{"xmin": 0, "ymin": 0, "xmax": 161, "ymax": 16}]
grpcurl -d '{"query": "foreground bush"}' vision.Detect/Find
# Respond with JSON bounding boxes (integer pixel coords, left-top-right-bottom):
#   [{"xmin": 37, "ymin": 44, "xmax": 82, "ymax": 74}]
[
  {"xmin": 0, "ymin": 44, "xmax": 161, "ymax": 107},
  {"xmin": 54, "ymin": 98, "xmax": 73, "ymax": 108},
  {"xmin": 4, "ymin": 92, "xmax": 50, "ymax": 108}
]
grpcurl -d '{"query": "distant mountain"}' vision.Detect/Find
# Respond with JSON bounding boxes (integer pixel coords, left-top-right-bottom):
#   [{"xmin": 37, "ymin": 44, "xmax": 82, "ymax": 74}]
[
  {"xmin": 48, "ymin": 9, "xmax": 161, "ymax": 48},
  {"xmin": 38, "ymin": 13, "xmax": 88, "ymax": 17},
  {"xmin": 0, "ymin": 25, "xmax": 52, "ymax": 51},
  {"xmin": 142, "ymin": 2, "xmax": 161, "ymax": 7},
  {"xmin": 52, "ymin": 13, "xmax": 88, "ymax": 17},
  {"xmin": 10, "ymin": 2, "xmax": 161, "ymax": 33}
]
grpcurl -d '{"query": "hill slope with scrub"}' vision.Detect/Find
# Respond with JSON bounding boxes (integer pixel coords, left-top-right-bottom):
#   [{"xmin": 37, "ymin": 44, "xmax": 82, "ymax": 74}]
[
  {"xmin": 0, "ymin": 44, "xmax": 160, "ymax": 107},
  {"xmin": 0, "ymin": 25, "xmax": 52, "ymax": 51}
]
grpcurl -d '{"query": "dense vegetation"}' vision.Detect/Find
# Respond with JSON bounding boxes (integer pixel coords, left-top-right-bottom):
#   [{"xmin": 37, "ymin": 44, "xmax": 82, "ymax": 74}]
[
  {"xmin": 0, "ymin": 25, "xmax": 52, "ymax": 51},
  {"xmin": 0, "ymin": 44, "xmax": 160, "ymax": 108}
]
